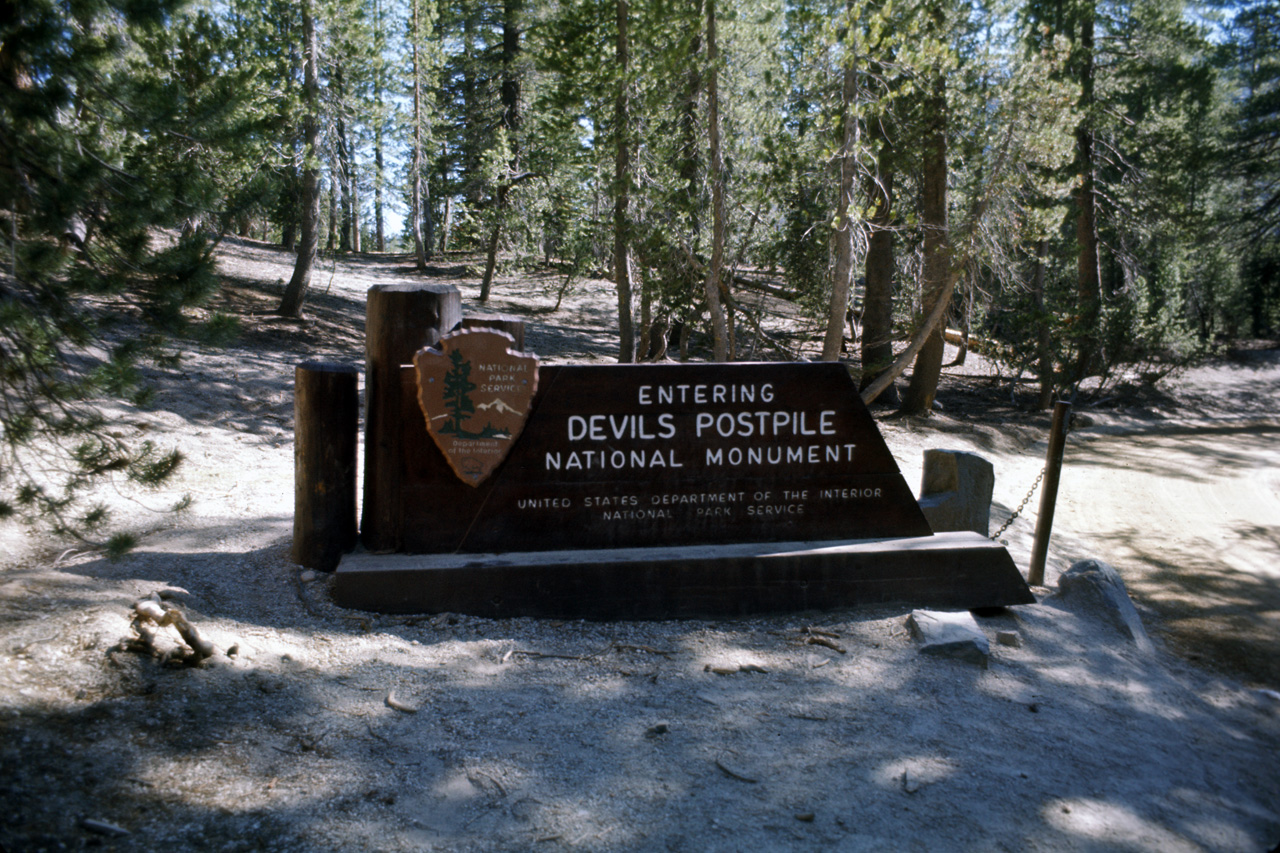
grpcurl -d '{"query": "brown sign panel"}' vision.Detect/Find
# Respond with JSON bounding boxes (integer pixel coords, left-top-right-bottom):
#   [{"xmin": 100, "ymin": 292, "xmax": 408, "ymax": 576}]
[
  {"xmin": 413, "ymin": 329, "xmax": 538, "ymax": 486},
  {"xmin": 396, "ymin": 362, "xmax": 932, "ymax": 554}
]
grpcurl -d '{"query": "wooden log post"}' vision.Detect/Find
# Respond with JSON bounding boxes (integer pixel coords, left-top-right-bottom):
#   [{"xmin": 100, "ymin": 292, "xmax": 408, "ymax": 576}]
[
  {"xmin": 461, "ymin": 314, "xmax": 526, "ymax": 351},
  {"xmin": 362, "ymin": 284, "xmax": 463, "ymax": 552},
  {"xmin": 293, "ymin": 362, "xmax": 359, "ymax": 570},
  {"xmin": 1028, "ymin": 401, "xmax": 1071, "ymax": 586}
]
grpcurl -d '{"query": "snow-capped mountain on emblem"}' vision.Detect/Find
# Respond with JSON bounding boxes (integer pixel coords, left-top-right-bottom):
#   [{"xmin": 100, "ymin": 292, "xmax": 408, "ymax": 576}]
[
  {"xmin": 475, "ymin": 398, "xmax": 521, "ymax": 416},
  {"xmin": 413, "ymin": 329, "xmax": 539, "ymax": 486}
]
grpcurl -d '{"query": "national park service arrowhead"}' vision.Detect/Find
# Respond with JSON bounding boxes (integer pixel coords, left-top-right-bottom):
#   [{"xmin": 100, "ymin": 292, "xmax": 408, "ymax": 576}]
[{"xmin": 414, "ymin": 329, "xmax": 539, "ymax": 486}]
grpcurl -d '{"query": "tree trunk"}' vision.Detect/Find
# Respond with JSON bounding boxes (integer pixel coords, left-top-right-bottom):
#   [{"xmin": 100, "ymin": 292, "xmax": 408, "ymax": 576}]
[
  {"xmin": 861, "ymin": 267, "xmax": 960, "ymax": 406},
  {"xmin": 1073, "ymin": 5, "xmax": 1102, "ymax": 382},
  {"xmin": 278, "ymin": 0, "xmax": 320, "ymax": 318},
  {"xmin": 702, "ymin": 0, "xmax": 728, "ymax": 362},
  {"xmin": 334, "ymin": 63, "xmax": 353, "ymax": 254},
  {"xmin": 422, "ymin": 179, "xmax": 434, "ymax": 259},
  {"xmin": 900, "ymin": 69, "xmax": 950, "ymax": 415},
  {"xmin": 375, "ymin": 136, "xmax": 385, "ymax": 252},
  {"xmin": 614, "ymin": 0, "xmax": 637, "ymax": 362},
  {"xmin": 680, "ymin": 3, "xmax": 704, "ymax": 319},
  {"xmin": 480, "ymin": 0, "xmax": 523, "ymax": 303},
  {"xmin": 639, "ymin": 273, "xmax": 653, "ymax": 359},
  {"xmin": 823, "ymin": 24, "xmax": 860, "ymax": 363},
  {"xmin": 325, "ymin": 154, "xmax": 338, "ymax": 253},
  {"xmin": 1035, "ymin": 239, "xmax": 1055, "ymax": 409},
  {"xmin": 440, "ymin": 193, "xmax": 452, "ymax": 254},
  {"xmin": 410, "ymin": 0, "xmax": 428, "ymax": 270},
  {"xmin": 350, "ymin": 154, "xmax": 361, "ymax": 253},
  {"xmin": 373, "ymin": 0, "xmax": 386, "ymax": 253},
  {"xmin": 480, "ymin": 187, "xmax": 505, "ymax": 302},
  {"xmin": 681, "ymin": 6, "xmax": 703, "ymax": 231},
  {"xmin": 861, "ymin": 117, "xmax": 897, "ymax": 403}
]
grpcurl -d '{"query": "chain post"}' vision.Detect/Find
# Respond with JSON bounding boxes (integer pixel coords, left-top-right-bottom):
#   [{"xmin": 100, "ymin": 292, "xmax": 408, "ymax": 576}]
[{"xmin": 1028, "ymin": 401, "xmax": 1072, "ymax": 586}]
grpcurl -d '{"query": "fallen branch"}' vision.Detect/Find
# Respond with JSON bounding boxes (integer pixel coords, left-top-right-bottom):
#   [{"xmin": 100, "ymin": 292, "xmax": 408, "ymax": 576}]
[
  {"xmin": 860, "ymin": 267, "xmax": 962, "ymax": 405},
  {"xmin": 385, "ymin": 690, "xmax": 419, "ymax": 714},
  {"xmin": 613, "ymin": 642, "xmax": 676, "ymax": 657},
  {"xmin": 805, "ymin": 635, "xmax": 847, "ymax": 654},
  {"xmin": 124, "ymin": 597, "xmax": 215, "ymax": 663},
  {"xmin": 511, "ymin": 649, "xmax": 594, "ymax": 661},
  {"xmin": 715, "ymin": 757, "xmax": 759, "ymax": 784}
]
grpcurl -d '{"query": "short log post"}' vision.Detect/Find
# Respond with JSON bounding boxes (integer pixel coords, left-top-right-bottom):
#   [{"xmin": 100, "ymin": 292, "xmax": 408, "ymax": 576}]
[
  {"xmin": 1028, "ymin": 401, "xmax": 1071, "ymax": 586},
  {"xmin": 362, "ymin": 284, "xmax": 463, "ymax": 552},
  {"xmin": 461, "ymin": 314, "xmax": 526, "ymax": 351},
  {"xmin": 293, "ymin": 362, "xmax": 359, "ymax": 571}
]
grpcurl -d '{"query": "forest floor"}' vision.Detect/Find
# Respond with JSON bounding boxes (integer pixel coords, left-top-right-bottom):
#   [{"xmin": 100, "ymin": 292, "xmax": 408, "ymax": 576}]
[{"xmin": 2, "ymin": 236, "xmax": 1279, "ymax": 852}]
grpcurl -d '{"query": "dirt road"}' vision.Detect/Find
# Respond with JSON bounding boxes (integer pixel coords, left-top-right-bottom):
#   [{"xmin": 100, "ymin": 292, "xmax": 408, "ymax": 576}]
[
  {"xmin": 1, "ymin": 242, "xmax": 1277, "ymax": 851},
  {"xmin": 1051, "ymin": 353, "xmax": 1280, "ymax": 686}
]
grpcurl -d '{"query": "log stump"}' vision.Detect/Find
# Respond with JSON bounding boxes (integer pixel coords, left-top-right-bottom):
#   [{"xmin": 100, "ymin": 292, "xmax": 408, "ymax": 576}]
[
  {"xmin": 293, "ymin": 362, "xmax": 359, "ymax": 570},
  {"xmin": 461, "ymin": 314, "xmax": 526, "ymax": 351}
]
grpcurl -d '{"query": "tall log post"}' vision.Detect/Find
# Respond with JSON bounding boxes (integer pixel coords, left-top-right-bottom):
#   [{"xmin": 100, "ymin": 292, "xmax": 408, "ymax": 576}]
[
  {"xmin": 461, "ymin": 314, "xmax": 526, "ymax": 351},
  {"xmin": 293, "ymin": 362, "xmax": 359, "ymax": 570},
  {"xmin": 362, "ymin": 284, "xmax": 463, "ymax": 551}
]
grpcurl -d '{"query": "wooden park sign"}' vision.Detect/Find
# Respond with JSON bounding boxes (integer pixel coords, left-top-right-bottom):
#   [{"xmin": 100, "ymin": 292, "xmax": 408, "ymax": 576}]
[
  {"xmin": 401, "ymin": 331, "xmax": 933, "ymax": 553},
  {"xmin": 414, "ymin": 329, "xmax": 538, "ymax": 486},
  {"xmin": 315, "ymin": 284, "xmax": 1032, "ymax": 618}
]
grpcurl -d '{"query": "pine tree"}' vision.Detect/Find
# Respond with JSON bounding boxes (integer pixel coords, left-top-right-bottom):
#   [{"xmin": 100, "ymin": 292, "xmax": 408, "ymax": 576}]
[
  {"xmin": 0, "ymin": 0, "xmax": 238, "ymax": 550},
  {"xmin": 279, "ymin": 0, "xmax": 321, "ymax": 316},
  {"xmin": 441, "ymin": 349, "xmax": 477, "ymax": 434}
]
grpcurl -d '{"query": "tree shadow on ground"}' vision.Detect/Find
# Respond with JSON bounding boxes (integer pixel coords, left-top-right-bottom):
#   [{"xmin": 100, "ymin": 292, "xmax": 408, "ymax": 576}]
[{"xmin": 4, "ymin": 535, "xmax": 1279, "ymax": 851}]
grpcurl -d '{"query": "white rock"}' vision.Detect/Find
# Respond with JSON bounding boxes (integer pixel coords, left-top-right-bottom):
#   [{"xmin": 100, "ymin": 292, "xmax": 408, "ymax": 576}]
[{"xmin": 907, "ymin": 610, "xmax": 990, "ymax": 668}]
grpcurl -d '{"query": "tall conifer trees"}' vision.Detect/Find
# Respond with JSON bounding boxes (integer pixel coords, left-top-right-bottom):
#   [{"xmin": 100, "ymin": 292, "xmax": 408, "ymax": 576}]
[
  {"xmin": 1, "ymin": 0, "xmax": 236, "ymax": 545},
  {"xmin": 5, "ymin": 0, "xmax": 1276, "ymax": 549}
]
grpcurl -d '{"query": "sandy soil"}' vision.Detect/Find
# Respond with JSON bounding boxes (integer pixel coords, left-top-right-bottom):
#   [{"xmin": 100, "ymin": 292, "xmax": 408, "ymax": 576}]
[{"xmin": 2, "ymin": 237, "xmax": 1278, "ymax": 852}]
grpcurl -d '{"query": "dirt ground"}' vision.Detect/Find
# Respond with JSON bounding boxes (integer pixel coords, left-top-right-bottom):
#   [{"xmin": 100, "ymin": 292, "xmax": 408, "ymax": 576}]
[{"xmin": 2, "ymin": 237, "xmax": 1278, "ymax": 852}]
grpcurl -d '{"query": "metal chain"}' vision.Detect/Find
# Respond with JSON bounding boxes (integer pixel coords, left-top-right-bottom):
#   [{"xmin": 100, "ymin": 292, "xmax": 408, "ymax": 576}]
[{"xmin": 990, "ymin": 465, "xmax": 1046, "ymax": 541}]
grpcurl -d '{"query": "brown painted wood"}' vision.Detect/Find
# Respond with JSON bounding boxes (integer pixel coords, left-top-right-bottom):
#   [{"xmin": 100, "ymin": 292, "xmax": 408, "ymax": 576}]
[
  {"xmin": 333, "ymin": 532, "xmax": 1033, "ymax": 618},
  {"xmin": 361, "ymin": 284, "xmax": 462, "ymax": 551},
  {"xmin": 391, "ymin": 362, "xmax": 933, "ymax": 553},
  {"xmin": 293, "ymin": 362, "xmax": 359, "ymax": 570},
  {"xmin": 414, "ymin": 329, "xmax": 539, "ymax": 486}
]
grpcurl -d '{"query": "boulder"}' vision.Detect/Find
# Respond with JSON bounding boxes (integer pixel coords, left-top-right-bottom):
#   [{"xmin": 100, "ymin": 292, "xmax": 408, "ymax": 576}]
[
  {"xmin": 907, "ymin": 609, "xmax": 991, "ymax": 668},
  {"xmin": 918, "ymin": 450, "xmax": 995, "ymax": 536},
  {"xmin": 1052, "ymin": 559, "xmax": 1154, "ymax": 653}
]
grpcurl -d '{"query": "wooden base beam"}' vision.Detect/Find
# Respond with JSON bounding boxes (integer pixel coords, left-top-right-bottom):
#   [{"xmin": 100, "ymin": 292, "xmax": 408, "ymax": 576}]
[{"xmin": 332, "ymin": 532, "xmax": 1033, "ymax": 619}]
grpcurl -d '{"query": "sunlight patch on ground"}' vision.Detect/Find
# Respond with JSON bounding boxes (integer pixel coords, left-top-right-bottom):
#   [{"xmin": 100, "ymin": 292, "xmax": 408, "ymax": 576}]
[
  {"xmin": 1044, "ymin": 798, "xmax": 1213, "ymax": 852},
  {"xmin": 873, "ymin": 755, "xmax": 959, "ymax": 792}
]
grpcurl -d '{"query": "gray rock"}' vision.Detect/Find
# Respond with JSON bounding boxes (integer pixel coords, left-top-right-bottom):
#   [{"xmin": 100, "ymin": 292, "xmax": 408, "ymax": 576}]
[
  {"xmin": 996, "ymin": 630, "xmax": 1022, "ymax": 648},
  {"xmin": 907, "ymin": 609, "xmax": 990, "ymax": 668},
  {"xmin": 918, "ymin": 450, "xmax": 995, "ymax": 536},
  {"xmin": 1052, "ymin": 559, "xmax": 1154, "ymax": 653}
]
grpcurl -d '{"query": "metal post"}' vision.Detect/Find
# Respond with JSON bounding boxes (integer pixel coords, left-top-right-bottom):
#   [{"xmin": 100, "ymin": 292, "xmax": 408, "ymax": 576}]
[{"xmin": 1028, "ymin": 401, "xmax": 1071, "ymax": 586}]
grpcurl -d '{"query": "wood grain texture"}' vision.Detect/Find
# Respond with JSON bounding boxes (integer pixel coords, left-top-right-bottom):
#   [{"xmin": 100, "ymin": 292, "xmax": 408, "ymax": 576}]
[
  {"xmin": 361, "ymin": 284, "xmax": 462, "ymax": 551},
  {"xmin": 293, "ymin": 362, "xmax": 359, "ymax": 570},
  {"xmin": 334, "ymin": 532, "xmax": 1034, "ymax": 618}
]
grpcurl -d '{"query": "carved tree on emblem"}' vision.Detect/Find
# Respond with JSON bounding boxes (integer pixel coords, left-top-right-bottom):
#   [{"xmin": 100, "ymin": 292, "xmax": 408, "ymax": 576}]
[{"xmin": 441, "ymin": 350, "xmax": 477, "ymax": 435}]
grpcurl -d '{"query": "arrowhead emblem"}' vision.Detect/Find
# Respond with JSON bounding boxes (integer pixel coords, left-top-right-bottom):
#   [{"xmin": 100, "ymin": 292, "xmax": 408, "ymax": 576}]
[{"xmin": 414, "ymin": 329, "xmax": 539, "ymax": 486}]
